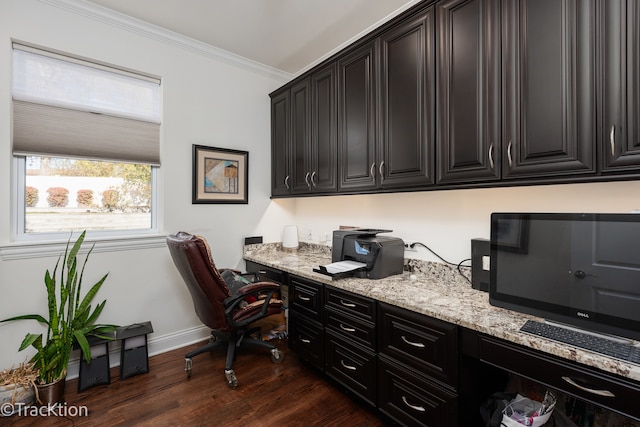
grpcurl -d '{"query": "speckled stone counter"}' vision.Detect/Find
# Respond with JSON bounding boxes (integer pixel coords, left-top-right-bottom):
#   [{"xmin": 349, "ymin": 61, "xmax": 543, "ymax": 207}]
[{"xmin": 243, "ymin": 243, "xmax": 640, "ymax": 383}]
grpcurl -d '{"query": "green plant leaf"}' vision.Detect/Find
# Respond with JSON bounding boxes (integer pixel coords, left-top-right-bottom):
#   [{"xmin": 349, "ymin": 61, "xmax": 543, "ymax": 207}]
[
  {"xmin": 18, "ymin": 333, "xmax": 43, "ymax": 352},
  {"xmin": 73, "ymin": 330, "xmax": 92, "ymax": 364},
  {"xmin": 75, "ymin": 274, "xmax": 108, "ymax": 322},
  {"xmin": 1, "ymin": 314, "xmax": 49, "ymax": 325}
]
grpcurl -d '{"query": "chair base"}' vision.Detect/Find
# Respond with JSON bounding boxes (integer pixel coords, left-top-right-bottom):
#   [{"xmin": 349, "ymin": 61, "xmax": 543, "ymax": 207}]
[{"xmin": 184, "ymin": 328, "xmax": 282, "ymax": 388}]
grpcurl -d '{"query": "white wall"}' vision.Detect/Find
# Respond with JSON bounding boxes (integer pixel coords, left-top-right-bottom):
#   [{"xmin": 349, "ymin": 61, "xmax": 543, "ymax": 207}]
[
  {"xmin": 273, "ymin": 181, "xmax": 640, "ymax": 264},
  {"xmin": 0, "ymin": 0, "xmax": 290, "ymax": 372}
]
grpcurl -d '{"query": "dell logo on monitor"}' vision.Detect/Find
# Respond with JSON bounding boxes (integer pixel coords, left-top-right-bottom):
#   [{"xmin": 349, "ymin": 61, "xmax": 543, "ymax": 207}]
[{"xmin": 577, "ymin": 311, "xmax": 590, "ymax": 319}]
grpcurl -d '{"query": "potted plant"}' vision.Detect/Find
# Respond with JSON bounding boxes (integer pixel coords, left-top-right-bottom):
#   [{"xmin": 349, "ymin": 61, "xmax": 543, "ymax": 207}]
[{"xmin": 1, "ymin": 231, "xmax": 116, "ymax": 406}]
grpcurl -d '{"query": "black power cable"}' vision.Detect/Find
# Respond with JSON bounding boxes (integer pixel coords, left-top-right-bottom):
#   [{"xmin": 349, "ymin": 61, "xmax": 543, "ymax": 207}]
[{"xmin": 408, "ymin": 241, "xmax": 472, "ymax": 285}]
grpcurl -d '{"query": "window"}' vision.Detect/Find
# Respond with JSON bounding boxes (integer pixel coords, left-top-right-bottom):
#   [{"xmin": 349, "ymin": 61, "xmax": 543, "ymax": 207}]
[{"xmin": 11, "ymin": 44, "xmax": 161, "ymax": 239}]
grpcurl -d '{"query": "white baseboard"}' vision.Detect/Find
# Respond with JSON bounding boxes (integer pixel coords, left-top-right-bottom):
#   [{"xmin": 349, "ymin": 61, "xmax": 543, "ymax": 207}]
[{"xmin": 66, "ymin": 325, "xmax": 210, "ymax": 380}]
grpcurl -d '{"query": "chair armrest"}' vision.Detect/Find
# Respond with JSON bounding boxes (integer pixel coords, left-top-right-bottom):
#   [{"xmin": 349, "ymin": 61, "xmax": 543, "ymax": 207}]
[
  {"xmin": 223, "ymin": 281, "xmax": 281, "ymax": 328},
  {"xmin": 236, "ymin": 282, "xmax": 279, "ymax": 295}
]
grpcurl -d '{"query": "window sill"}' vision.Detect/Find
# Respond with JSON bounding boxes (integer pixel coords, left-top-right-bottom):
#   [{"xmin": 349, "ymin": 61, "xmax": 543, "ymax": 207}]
[{"xmin": 0, "ymin": 234, "xmax": 167, "ymax": 261}]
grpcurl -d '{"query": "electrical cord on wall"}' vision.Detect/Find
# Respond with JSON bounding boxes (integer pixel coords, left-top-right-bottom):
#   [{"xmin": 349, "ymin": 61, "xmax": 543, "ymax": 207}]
[{"xmin": 408, "ymin": 241, "xmax": 472, "ymax": 285}]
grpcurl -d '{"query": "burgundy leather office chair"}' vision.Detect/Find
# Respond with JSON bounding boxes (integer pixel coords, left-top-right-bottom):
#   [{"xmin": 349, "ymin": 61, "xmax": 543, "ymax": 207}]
[{"xmin": 166, "ymin": 231, "xmax": 284, "ymax": 388}]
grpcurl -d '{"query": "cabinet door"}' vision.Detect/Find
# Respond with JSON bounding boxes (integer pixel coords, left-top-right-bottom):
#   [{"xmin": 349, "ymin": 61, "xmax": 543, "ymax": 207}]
[
  {"xmin": 502, "ymin": 0, "xmax": 596, "ymax": 179},
  {"xmin": 378, "ymin": 356, "xmax": 458, "ymax": 427},
  {"xmin": 436, "ymin": 0, "xmax": 501, "ymax": 184},
  {"xmin": 311, "ymin": 64, "xmax": 338, "ymax": 192},
  {"xmin": 271, "ymin": 90, "xmax": 291, "ymax": 196},
  {"xmin": 601, "ymin": 0, "xmax": 640, "ymax": 171},
  {"xmin": 379, "ymin": 7, "xmax": 435, "ymax": 188},
  {"xmin": 290, "ymin": 79, "xmax": 312, "ymax": 194},
  {"xmin": 338, "ymin": 41, "xmax": 378, "ymax": 192}
]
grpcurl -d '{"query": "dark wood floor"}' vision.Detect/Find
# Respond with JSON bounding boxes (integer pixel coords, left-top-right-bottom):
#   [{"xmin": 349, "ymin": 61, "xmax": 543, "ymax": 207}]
[{"xmin": 4, "ymin": 339, "xmax": 388, "ymax": 426}]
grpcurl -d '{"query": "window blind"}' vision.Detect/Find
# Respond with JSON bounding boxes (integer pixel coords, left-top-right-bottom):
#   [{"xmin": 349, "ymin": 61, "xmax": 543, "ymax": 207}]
[{"xmin": 12, "ymin": 44, "xmax": 161, "ymax": 165}]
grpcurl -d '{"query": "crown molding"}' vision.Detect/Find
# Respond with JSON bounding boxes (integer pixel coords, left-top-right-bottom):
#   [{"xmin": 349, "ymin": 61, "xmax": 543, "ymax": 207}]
[{"xmin": 38, "ymin": 0, "xmax": 292, "ymax": 82}]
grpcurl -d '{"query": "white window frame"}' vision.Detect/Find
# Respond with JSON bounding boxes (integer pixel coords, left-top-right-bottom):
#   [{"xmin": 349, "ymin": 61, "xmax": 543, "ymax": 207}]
[{"xmin": 1, "ymin": 157, "xmax": 165, "ymax": 261}]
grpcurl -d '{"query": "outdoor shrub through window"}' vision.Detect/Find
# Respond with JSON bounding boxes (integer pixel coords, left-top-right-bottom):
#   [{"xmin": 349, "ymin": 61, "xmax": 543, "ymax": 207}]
[{"xmin": 24, "ymin": 156, "xmax": 152, "ymax": 233}]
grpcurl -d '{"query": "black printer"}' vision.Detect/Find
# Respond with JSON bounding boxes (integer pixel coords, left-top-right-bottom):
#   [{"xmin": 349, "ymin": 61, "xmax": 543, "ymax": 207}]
[{"xmin": 329, "ymin": 229, "xmax": 404, "ymax": 279}]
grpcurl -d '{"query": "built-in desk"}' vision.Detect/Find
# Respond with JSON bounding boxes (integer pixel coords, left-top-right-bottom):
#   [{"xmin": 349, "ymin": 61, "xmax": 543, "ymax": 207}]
[{"xmin": 244, "ymin": 243, "xmax": 640, "ymax": 424}]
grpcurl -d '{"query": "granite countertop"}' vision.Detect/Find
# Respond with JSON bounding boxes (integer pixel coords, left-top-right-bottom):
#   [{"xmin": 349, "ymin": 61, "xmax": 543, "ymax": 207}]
[{"xmin": 243, "ymin": 243, "xmax": 640, "ymax": 382}]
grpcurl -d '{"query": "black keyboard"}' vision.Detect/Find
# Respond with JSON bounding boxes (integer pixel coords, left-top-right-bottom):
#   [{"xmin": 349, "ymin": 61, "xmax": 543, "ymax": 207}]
[{"xmin": 520, "ymin": 320, "xmax": 640, "ymax": 365}]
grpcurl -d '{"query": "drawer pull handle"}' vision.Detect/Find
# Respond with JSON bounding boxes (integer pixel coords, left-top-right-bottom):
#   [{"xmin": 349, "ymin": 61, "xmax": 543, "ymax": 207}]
[
  {"xmin": 340, "ymin": 360, "xmax": 357, "ymax": 371},
  {"xmin": 401, "ymin": 336, "xmax": 425, "ymax": 348},
  {"xmin": 298, "ymin": 295, "xmax": 311, "ymax": 301},
  {"xmin": 610, "ymin": 124, "xmax": 615, "ymax": 156},
  {"xmin": 340, "ymin": 299, "xmax": 356, "ymax": 308},
  {"xmin": 402, "ymin": 396, "xmax": 425, "ymax": 412},
  {"xmin": 561, "ymin": 376, "xmax": 615, "ymax": 397},
  {"xmin": 299, "ymin": 337, "xmax": 311, "ymax": 344},
  {"xmin": 339, "ymin": 323, "xmax": 356, "ymax": 333}
]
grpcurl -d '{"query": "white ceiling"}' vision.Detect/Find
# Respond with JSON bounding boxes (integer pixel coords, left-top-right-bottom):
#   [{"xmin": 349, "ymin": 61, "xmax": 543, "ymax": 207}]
[{"xmin": 84, "ymin": 0, "xmax": 420, "ymax": 75}]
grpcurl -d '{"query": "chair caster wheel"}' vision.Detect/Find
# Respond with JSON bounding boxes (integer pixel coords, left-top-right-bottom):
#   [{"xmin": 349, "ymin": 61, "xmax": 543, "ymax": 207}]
[
  {"xmin": 225, "ymin": 369, "xmax": 238, "ymax": 388},
  {"xmin": 271, "ymin": 348, "xmax": 284, "ymax": 364},
  {"xmin": 185, "ymin": 358, "xmax": 193, "ymax": 378}
]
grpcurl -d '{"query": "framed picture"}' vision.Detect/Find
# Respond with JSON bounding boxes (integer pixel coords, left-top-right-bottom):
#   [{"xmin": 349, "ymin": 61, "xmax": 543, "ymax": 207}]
[{"xmin": 192, "ymin": 145, "xmax": 248, "ymax": 204}]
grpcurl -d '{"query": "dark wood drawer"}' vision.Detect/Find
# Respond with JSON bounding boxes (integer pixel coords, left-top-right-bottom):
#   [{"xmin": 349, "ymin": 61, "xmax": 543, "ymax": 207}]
[
  {"xmin": 326, "ymin": 331, "xmax": 377, "ymax": 406},
  {"xmin": 325, "ymin": 306, "xmax": 376, "ymax": 349},
  {"xmin": 325, "ymin": 286, "xmax": 376, "ymax": 322},
  {"xmin": 378, "ymin": 302, "xmax": 458, "ymax": 389},
  {"xmin": 289, "ymin": 275, "xmax": 323, "ymax": 322},
  {"xmin": 288, "ymin": 312, "xmax": 324, "ymax": 371},
  {"xmin": 245, "ymin": 261, "xmax": 285, "ymax": 283},
  {"xmin": 479, "ymin": 335, "xmax": 640, "ymax": 421},
  {"xmin": 378, "ymin": 356, "xmax": 458, "ymax": 427}
]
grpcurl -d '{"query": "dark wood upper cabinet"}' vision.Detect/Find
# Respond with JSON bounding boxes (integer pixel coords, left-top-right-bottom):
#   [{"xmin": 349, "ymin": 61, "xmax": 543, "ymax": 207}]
[
  {"xmin": 502, "ymin": 0, "xmax": 596, "ymax": 179},
  {"xmin": 290, "ymin": 79, "xmax": 312, "ymax": 194},
  {"xmin": 379, "ymin": 6, "xmax": 435, "ymax": 188},
  {"xmin": 436, "ymin": 0, "xmax": 501, "ymax": 184},
  {"xmin": 271, "ymin": 68, "xmax": 337, "ymax": 196},
  {"xmin": 600, "ymin": 0, "xmax": 640, "ymax": 172},
  {"xmin": 271, "ymin": 90, "xmax": 291, "ymax": 196},
  {"xmin": 338, "ymin": 41, "xmax": 378, "ymax": 192},
  {"xmin": 310, "ymin": 64, "xmax": 338, "ymax": 192},
  {"xmin": 271, "ymin": 0, "xmax": 639, "ymax": 198}
]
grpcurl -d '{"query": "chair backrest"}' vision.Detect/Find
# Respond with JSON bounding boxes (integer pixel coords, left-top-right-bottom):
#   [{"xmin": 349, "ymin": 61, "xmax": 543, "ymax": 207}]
[{"xmin": 166, "ymin": 232, "xmax": 233, "ymax": 332}]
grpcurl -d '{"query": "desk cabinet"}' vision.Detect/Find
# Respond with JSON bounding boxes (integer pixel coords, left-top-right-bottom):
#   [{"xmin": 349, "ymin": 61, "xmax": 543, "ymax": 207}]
[
  {"xmin": 288, "ymin": 275, "xmax": 325, "ymax": 370},
  {"xmin": 378, "ymin": 302, "xmax": 459, "ymax": 426},
  {"xmin": 325, "ymin": 286, "xmax": 377, "ymax": 405},
  {"xmin": 478, "ymin": 334, "xmax": 640, "ymax": 421}
]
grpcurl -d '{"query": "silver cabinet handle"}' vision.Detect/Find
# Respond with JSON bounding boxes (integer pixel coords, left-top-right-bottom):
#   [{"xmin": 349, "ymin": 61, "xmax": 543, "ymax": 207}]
[
  {"xmin": 311, "ymin": 171, "xmax": 317, "ymax": 187},
  {"xmin": 379, "ymin": 161, "xmax": 385, "ymax": 181},
  {"xmin": 402, "ymin": 396, "xmax": 426, "ymax": 412},
  {"xmin": 610, "ymin": 124, "xmax": 615, "ymax": 156},
  {"xmin": 401, "ymin": 335, "xmax": 425, "ymax": 348},
  {"xmin": 340, "ymin": 299, "xmax": 356, "ymax": 308},
  {"xmin": 339, "ymin": 323, "xmax": 356, "ymax": 333},
  {"xmin": 298, "ymin": 295, "xmax": 311, "ymax": 301},
  {"xmin": 507, "ymin": 140, "xmax": 513, "ymax": 167},
  {"xmin": 561, "ymin": 376, "xmax": 615, "ymax": 397},
  {"xmin": 370, "ymin": 163, "xmax": 376, "ymax": 178},
  {"xmin": 299, "ymin": 337, "xmax": 311, "ymax": 344},
  {"xmin": 284, "ymin": 175, "xmax": 290, "ymax": 189},
  {"xmin": 488, "ymin": 142, "xmax": 494, "ymax": 169},
  {"xmin": 304, "ymin": 172, "xmax": 311, "ymax": 190},
  {"xmin": 340, "ymin": 360, "xmax": 357, "ymax": 371}
]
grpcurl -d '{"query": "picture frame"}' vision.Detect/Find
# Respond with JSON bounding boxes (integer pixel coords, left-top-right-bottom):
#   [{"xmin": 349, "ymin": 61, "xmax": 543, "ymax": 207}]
[{"xmin": 192, "ymin": 145, "xmax": 248, "ymax": 204}]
